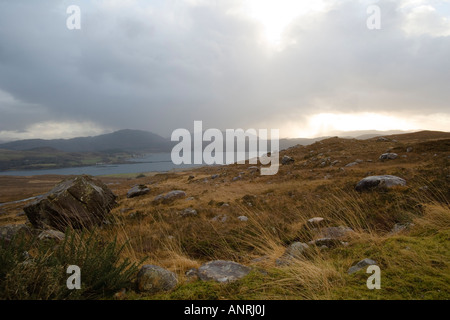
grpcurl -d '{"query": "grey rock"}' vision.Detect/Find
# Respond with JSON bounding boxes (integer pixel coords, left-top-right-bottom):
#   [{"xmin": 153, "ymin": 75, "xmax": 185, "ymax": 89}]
[
  {"xmin": 237, "ymin": 216, "xmax": 248, "ymax": 222},
  {"xmin": 136, "ymin": 265, "xmax": 178, "ymax": 293},
  {"xmin": 154, "ymin": 190, "xmax": 187, "ymax": 204},
  {"xmin": 0, "ymin": 224, "xmax": 31, "ymax": 242},
  {"xmin": 355, "ymin": 175, "xmax": 406, "ymax": 192},
  {"xmin": 379, "ymin": 153, "xmax": 398, "ymax": 160},
  {"xmin": 285, "ymin": 242, "xmax": 309, "ymax": 258},
  {"xmin": 390, "ymin": 223, "xmax": 414, "ymax": 234},
  {"xmin": 127, "ymin": 185, "xmax": 150, "ymax": 198},
  {"xmin": 38, "ymin": 229, "xmax": 65, "ymax": 241},
  {"xmin": 348, "ymin": 258, "xmax": 377, "ymax": 274},
  {"xmin": 212, "ymin": 214, "xmax": 228, "ymax": 223},
  {"xmin": 308, "ymin": 238, "xmax": 343, "ymax": 248},
  {"xmin": 307, "ymin": 217, "xmax": 326, "ymax": 227},
  {"xmin": 24, "ymin": 175, "xmax": 117, "ymax": 231},
  {"xmin": 198, "ymin": 260, "xmax": 250, "ymax": 283},
  {"xmin": 247, "ymin": 166, "xmax": 260, "ymax": 173},
  {"xmin": 345, "ymin": 162, "xmax": 359, "ymax": 167},
  {"xmin": 180, "ymin": 208, "xmax": 198, "ymax": 217},
  {"xmin": 406, "ymin": 147, "xmax": 413, "ymax": 153},
  {"xmin": 318, "ymin": 226, "xmax": 354, "ymax": 239},
  {"xmin": 281, "ymin": 155, "xmax": 295, "ymax": 165},
  {"xmin": 377, "ymin": 137, "xmax": 389, "ymax": 142},
  {"xmin": 211, "ymin": 174, "xmax": 220, "ymax": 180}
]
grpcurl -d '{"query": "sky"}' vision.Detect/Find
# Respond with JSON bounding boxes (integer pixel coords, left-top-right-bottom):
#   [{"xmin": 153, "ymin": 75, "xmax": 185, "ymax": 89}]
[{"xmin": 0, "ymin": 0, "xmax": 449, "ymax": 141}]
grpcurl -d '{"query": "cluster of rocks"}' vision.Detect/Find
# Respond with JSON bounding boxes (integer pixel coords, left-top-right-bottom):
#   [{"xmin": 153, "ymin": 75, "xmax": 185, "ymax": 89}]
[{"xmin": 136, "ymin": 260, "xmax": 251, "ymax": 294}]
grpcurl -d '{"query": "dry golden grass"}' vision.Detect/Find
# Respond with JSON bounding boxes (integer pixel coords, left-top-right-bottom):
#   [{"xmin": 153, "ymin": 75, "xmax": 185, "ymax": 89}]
[{"xmin": 1, "ymin": 131, "xmax": 449, "ymax": 299}]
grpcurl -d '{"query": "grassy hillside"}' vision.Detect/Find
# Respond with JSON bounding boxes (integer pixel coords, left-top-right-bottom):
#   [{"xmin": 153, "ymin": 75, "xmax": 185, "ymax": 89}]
[{"xmin": 0, "ymin": 131, "xmax": 449, "ymax": 300}]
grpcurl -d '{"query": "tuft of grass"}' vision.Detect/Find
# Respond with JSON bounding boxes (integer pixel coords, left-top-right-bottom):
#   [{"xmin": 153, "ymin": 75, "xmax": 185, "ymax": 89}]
[{"xmin": 0, "ymin": 229, "xmax": 141, "ymax": 300}]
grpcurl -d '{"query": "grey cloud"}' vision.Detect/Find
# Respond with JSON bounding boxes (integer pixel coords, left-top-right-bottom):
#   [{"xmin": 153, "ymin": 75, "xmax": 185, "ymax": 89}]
[{"xmin": 0, "ymin": 0, "xmax": 449, "ymax": 139}]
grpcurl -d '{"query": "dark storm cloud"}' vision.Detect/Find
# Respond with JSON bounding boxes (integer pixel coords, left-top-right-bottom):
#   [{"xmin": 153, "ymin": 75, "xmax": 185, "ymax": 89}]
[{"xmin": 0, "ymin": 0, "xmax": 449, "ymax": 140}]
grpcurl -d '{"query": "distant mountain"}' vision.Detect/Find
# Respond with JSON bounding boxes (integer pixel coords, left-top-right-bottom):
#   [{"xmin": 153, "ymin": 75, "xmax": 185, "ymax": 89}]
[
  {"xmin": 331, "ymin": 130, "xmax": 410, "ymax": 140},
  {"xmin": 0, "ymin": 129, "xmax": 172, "ymax": 153}
]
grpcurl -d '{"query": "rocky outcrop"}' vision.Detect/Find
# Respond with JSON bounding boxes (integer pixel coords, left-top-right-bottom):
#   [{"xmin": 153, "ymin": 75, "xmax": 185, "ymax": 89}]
[
  {"xmin": 136, "ymin": 265, "xmax": 178, "ymax": 293},
  {"xmin": 355, "ymin": 175, "xmax": 406, "ymax": 192},
  {"xmin": 24, "ymin": 175, "xmax": 117, "ymax": 231},
  {"xmin": 197, "ymin": 260, "xmax": 250, "ymax": 283}
]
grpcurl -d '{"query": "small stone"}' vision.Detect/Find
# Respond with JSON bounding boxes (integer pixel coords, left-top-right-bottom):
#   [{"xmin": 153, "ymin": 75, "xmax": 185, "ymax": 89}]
[
  {"xmin": 307, "ymin": 217, "xmax": 326, "ymax": 227},
  {"xmin": 348, "ymin": 259, "xmax": 377, "ymax": 274},
  {"xmin": 379, "ymin": 153, "xmax": 398, "ymax": 160},
  {"xmin": 154, "ymin": 190, "xmax": 186, "ymax": 204},
  {"xmin": 127, "ymin": 185, "xmax": 150, "ymax": 198},
  {"xmin": 136, "ymin": 265, "xmax": 178, "ymax": 293},
  {"xmin": 38, "ymin": 229, "xmax": 65, "ymax": 241},
  {"xmin": 237, "ymin": 216, "xmax": 248, "ymax": 222},
  {"xmin": 308, "ymin": 238, "xmax": 342, "ymax": 248},
  {"xmin": 345, "ymin": 162, "xmax": 359, "ymax": 167},
  {"xmin": 180, "ymin": 208, "xmax": 198, "ymax": 217},
  {"xmin": 281, "ymin": 155, "xmax": 295, "ymax": 165}
]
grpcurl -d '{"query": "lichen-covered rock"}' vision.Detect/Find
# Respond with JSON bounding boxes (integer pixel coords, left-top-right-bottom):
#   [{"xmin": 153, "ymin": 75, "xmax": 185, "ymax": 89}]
[
  {"xmin": 136, "ymin": 265, "xmax": 178, "ymax": 293},
  {"xmin": 24, "ymin": 175, "xmax": 117, "ymax": 231},
  {"xmin": 198, "ymin": 260, "xmax": 250, "ymax": 283}
]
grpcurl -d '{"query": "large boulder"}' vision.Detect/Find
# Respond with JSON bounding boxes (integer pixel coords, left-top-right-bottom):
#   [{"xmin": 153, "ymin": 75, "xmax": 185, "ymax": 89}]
[
  {"xmin": 136, "ymin": 265, "xmax": 178, "ymax": 293},
  {"xmin": 197, "ymin": 260, "xmax": 250, "ymax": 283},
  {"xmin": 355, "ymin": 175, "xmax": 406, "ymax": 192},
  {"xmin": 24, "ymin": 175, "xmax": 117, "ymax": 231}
]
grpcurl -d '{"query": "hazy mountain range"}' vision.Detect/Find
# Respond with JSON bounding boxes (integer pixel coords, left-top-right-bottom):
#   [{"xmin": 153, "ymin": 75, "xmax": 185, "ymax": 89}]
[{"xmin": 0, "ymin": 129, "xmax": 412, "ymax": 154}]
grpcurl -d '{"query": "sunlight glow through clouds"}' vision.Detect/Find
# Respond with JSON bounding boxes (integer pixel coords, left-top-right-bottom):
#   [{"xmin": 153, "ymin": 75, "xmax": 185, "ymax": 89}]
[
  {"xmin": 286, "ymin": 112, "xmax": 450, "ymax": 138},
  {"xmin": 230, "ymin": 0, "xmax": 329, "ymax": 48},
  {"xmin": 0, "ymin": 122, "xmax": 110, "ymax": 142}
]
